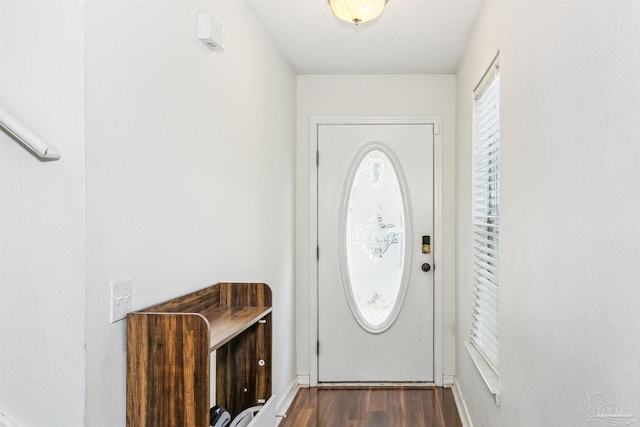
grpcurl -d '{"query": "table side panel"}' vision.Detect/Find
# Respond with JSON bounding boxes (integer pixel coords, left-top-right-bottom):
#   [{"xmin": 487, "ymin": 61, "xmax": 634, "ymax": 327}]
[{"xmin": 127, "ymin": 313, "xmax": 210, "ymax": 427}]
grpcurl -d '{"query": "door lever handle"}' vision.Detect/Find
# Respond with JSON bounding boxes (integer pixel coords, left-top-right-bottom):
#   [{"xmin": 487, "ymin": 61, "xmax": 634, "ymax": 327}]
[{"xmin": 421, "ymin": 263, "xmax": 431, "ymax": 272}]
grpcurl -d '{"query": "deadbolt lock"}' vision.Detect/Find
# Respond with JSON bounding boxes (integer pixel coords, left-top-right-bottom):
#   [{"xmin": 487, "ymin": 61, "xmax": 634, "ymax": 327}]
[{"xmin": 422, "ymin": 235, "xmax": 431, "ymax": 254}]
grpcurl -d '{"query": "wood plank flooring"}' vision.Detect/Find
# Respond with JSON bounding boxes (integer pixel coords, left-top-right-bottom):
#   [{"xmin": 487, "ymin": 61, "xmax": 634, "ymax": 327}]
[{"xmin": 278, "ymin": 387, "xmax": 463, "ymax": 427}]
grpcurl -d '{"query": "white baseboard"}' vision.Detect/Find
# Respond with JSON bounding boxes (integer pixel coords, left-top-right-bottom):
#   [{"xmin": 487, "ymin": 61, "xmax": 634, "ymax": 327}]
[
  {"xmin": 297, "ymin": 374, "xmax": 310, "ymax": 387},
  {"xmin": 442, "ymin": 374, "xmax": 455, "ymax": 387},
  {"xmin": 452, "ymin": 378, "xmax": 474, "ymax": 427},
  {"xmin": 275, "ymin": 378, "xmax": 301, "ymax": 425}
]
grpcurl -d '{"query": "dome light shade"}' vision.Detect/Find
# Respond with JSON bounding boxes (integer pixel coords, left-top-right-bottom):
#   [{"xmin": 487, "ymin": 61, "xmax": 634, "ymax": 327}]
[{"xmin": 328, "ymin": 0, "xmax": 387, "ymax": 25}]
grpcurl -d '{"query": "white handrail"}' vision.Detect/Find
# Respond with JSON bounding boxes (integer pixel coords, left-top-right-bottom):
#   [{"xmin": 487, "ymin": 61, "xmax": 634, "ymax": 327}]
[{"xmin": 0, "ymin": 106, "xmax": 61, "ymax": 160}]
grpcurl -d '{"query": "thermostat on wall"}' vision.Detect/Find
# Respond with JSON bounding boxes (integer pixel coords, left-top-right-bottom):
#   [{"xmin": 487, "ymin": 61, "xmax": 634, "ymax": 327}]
[{"xmin": 197, "ymin": 13, "xmax": 224, "ymax": 51}]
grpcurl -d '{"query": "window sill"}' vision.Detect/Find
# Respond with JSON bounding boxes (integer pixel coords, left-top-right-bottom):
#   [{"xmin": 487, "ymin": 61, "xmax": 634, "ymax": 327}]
[{"xmin": 465, "ymin": 341, "xmax": 501, "ymax": 406}]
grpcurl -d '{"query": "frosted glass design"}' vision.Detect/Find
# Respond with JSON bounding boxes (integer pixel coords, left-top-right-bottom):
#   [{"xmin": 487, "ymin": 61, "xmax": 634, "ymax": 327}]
[
  {"xmin": 352, "ymin": 209, "xmax": 400, "ymax": 263},
  {"xmin": 345, "ymin": 149, "xmax": 406, "ymax": 328}
]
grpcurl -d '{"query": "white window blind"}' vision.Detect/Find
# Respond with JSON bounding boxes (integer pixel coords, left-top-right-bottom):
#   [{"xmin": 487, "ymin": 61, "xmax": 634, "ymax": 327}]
[{"xmin": 470, "ymin": 54, "xmax": 500, "ymax": 373}]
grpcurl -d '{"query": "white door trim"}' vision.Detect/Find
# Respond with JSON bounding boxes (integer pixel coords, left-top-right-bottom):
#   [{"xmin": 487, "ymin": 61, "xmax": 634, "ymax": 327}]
[{"xmin": 308, "ymin": 116, "xmax": 444, "ymax": 387}]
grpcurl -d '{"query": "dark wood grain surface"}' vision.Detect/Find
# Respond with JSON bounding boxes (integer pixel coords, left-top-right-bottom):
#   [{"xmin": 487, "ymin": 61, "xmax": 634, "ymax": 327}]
[
  {"xmin": 216, "ymin": 312, "xmax": 272, "ymax": 418},
  {"xmin": 279, "ymin": 387, "xmax": 463, "ymax": 427},
  {"xmin": 219, "ymin": 282, "xmax": 272, "ymax": 307},
  {"xmin": 141, "ymin": 285, "xmax": 221, "ymax": 314},
  {"xmin": 126, "ymin": 313, "xmax": 210, "ymax": 427},
  {"xmin": 200, "ymin": 306, "xmax": 272, "ymax": 350}
]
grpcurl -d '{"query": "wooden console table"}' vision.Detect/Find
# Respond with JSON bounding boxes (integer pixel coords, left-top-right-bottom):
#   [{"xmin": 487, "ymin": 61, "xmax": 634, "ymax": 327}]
[{"xmin": 126, "ymin": 282, "xmax": 272, "ymax": 426}]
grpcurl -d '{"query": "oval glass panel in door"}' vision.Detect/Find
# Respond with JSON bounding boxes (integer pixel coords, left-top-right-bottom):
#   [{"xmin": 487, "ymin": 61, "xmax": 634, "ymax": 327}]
[{"xmin": 343, "ymin": 145, "xmax": 410, "ymax": 332}]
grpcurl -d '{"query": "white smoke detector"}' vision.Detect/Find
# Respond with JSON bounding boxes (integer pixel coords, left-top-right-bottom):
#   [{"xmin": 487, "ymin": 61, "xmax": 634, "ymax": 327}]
[{"xmin": 197, "ymin": 13, "xmax": 224, "ymax": 51}]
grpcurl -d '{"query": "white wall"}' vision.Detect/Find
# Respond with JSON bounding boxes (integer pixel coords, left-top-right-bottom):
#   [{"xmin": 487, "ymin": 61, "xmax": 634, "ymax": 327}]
[
  {"xmin": 296, "ymin": 75, "xmax": 456, "ymax": 382},
  {"xmin": 84, "ymin": 1, "xmax": 296, "ymax": 425},
  {"xmin": 0, "ymin": 1, "xmax": 86, "ymax": 426},
  {"xmin": 455, "ymin": 1, "xmax": 640, "ymax": 426}
]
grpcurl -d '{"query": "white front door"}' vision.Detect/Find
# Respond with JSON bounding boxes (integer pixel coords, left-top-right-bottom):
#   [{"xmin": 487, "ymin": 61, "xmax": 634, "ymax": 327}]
[{"xmin": 317, "ymin": 123, "xmax": 434, "ymax": 382}]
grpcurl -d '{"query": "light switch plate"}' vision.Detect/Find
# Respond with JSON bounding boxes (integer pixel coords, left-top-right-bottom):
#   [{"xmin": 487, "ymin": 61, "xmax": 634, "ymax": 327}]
[{"xmin": 110, "ymin": 279, "xmax": 132, "ymax": 323}]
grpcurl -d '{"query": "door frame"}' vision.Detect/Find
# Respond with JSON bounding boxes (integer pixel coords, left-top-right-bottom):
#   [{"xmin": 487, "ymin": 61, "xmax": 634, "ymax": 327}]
[{"xmin": 308, "ymin": 116, "xmax": 444, "ymax": 387}]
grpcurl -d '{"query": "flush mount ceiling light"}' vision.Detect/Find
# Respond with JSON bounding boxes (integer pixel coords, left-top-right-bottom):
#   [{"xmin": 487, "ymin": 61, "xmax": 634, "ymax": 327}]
[{"xmin": 328, "ymin": 0, "xmax": 388, "ymax": 25}]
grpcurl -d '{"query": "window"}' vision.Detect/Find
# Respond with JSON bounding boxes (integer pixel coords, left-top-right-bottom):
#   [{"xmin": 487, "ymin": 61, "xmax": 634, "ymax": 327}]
[{"xmin": 468, "ymin": 53, "xmax": 500, "ymax": 397}]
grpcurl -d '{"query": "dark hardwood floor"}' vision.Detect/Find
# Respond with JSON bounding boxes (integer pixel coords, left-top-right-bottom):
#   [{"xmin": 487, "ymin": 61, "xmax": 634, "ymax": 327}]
[{"xmin": 278, "ymin": 387, "xmax": 463, "ymax": 427}]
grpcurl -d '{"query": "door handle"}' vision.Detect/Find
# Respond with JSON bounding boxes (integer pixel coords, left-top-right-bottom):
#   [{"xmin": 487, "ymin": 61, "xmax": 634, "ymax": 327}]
[{"xmin": 421, "ymin": 263, "xmax": 431, "ymax": 272}]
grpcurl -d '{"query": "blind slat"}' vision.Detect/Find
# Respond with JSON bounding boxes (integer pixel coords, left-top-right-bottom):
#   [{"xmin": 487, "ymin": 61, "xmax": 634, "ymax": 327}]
[
  {"xmin": 473, "ymin": 230, "xmax": 498, "ymax": 239},
  {"xmin": 473, "ymin": 236, "xmax": 499, "ymax": 249},
  {"xmin": 474, "ymin": 144, "xmax": 500, "ymax": 161},
  {"xmin": 474, "ymin": 266, "xmax": 498, "ymax": 283},
  {"xmin": 474, "ymin": 169, "xmax": 500, "ymax": 182},
  {"xmin": 473, "ymin": 259, "xmax": 499, "ymax": 275},
  {"xmin": 473, "ymin": 251, "xmax": 498, "ymax": 267},
  {"xmin": 474, "ymin": 119, "xmax": 499, "ymax": 141},
  {"xmin": 474, "ymin": 275, "xmax": 499, "ymax": 296},
  {"xmin": 471, "ymin": 310, "xmax": 499, "ymax": 334},
  {"xmin": 474, "ymin": 245, "xmax": 498, "ymax": 258}
]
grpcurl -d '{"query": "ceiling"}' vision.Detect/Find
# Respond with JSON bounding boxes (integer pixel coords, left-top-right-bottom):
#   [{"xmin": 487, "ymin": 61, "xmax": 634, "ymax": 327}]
[{"xmin": 244, "ymin": 0, "xmax": 485, "ymax": 74}]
